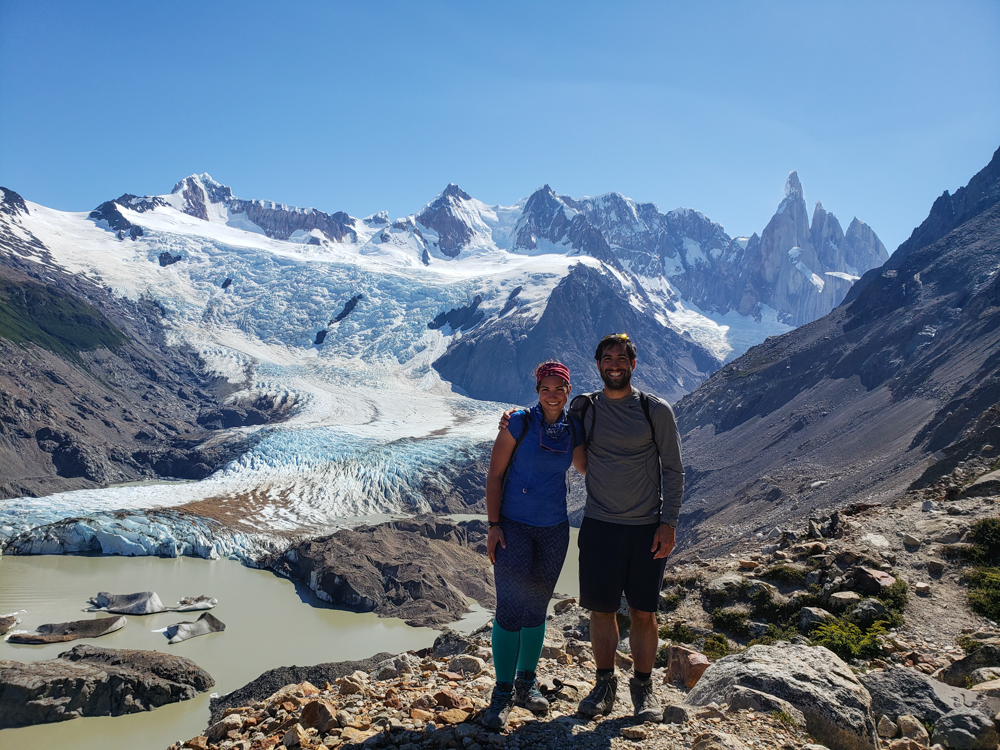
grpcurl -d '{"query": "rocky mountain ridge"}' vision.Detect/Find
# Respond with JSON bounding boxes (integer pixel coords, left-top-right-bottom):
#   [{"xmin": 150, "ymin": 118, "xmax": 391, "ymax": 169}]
[
  {"xmin": 0, "ymin": 188, "xmax": 292, "ymax": 499},
  {"xmin": 673, "ymin": 146, "xmax": 1000, "ymax": 557}
]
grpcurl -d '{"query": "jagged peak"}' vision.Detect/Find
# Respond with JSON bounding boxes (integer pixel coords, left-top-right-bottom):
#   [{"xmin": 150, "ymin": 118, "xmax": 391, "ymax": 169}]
[
  {"xmin": 171, "ymin": 173, "xmax": 235, "ymax": 203},
  {"xmin": 440, "ymin": 183, "xmax": 472, "ymax": 201},
  {"xmin": 364, "ymin": 211, "xmax": 389, "ymax": 226},
  {"xmin": 0, "ymin": 187, "xmax": 29, "ymax": 218},
  {"xmin": 785, "ymin": 171, "xmax": 803, "ymax": 198}
]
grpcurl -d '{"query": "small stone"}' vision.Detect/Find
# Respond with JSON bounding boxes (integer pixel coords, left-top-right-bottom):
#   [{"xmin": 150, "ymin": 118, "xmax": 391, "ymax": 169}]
[
  {"xmin": 663, "ymin": 703, "xmax": 698, "ymax": 723},
  {"xmin": 878, "ymin": 715, "xmax": 898, "ymax": 738},
  {"xmin": 915, "ymin": 582, "xmax": 932, "ymax": 596},
  {"xmin": 300, "ymin": 700, "xmax": 339, "ymax": 733},
  {"xmin": 738, "ymin": 560, "xmax": 759, "ymax": 570},
  {"xmin": 827, "ymin": 591, "xmax": 863, "ymax": 610},
  {"xmin": 207, "ymin": 714, "xmax": 244, "ymax": 742},
  {"xmin": 621, "ymin": 726, "xmax": 649, "ymax": 739},
  {"xmin": 447, "ymin": 655, "xmax": 485, "ymax": 675},
  {"xmin": 902, "ymin": 533, "xmax": 921, "ymax": 547},
  {"xmin": 183, "ymin": 738, "xmax": 210, "ymax": 750},
  {"xmin": 615, "ymin": 650, "xmax": 634, "ymax": 671},
  {"xmin": 888, "ymin": 740, "xmax": 923, "ymax": 750},
  {"xmin": 553, "ymin": 598, "xmax": 576, "ymax": 614},
  {"xmin": 897, "ymin": 714, "xmax": 929, "ymax": 744},
  {"xmin": 335, "ymin": 677, "xmax": 363, "ymax": 696},
  {"xmin": 437, "ymin": 708, "xmax": 471, "ymax": 725},
  {"xmin": 410, "ymin": 707, "xmax": 435, "ymax": 722},
  {"xmin": 282, "ymin": 724, "xmax": 308, "ymax": 748},
  {"xmin": 927, "ymin": 560, "xmax": 945, "ymax": 575},
  {"xmin": 434, "ymin": 689, "xmax": 472, "ymax": 710}
]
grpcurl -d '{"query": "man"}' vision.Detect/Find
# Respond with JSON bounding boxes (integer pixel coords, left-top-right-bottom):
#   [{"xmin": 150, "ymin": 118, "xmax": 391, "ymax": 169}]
[{"xmin": 569, "ymin": 332, "xmax": 683, "ymax": 722}]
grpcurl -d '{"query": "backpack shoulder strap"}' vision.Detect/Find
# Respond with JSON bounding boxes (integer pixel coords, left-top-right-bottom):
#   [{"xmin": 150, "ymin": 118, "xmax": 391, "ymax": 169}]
[
  {"xmin": 639, "ymin": 391, "xmax": 660, "ymax": 452},
  {"xmin": 500, "ymin": 410, "xmax": 532, "ymax": 493},
  {"xmin": 570, "ymin": 393, "xmax": 598, "ymax": 449}
]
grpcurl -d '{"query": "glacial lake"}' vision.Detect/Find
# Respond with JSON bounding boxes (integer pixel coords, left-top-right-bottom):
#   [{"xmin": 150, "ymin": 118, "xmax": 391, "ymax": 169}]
[{"xmin": 0, "ymin": 530, "xmax": 580, "ymax": 750}]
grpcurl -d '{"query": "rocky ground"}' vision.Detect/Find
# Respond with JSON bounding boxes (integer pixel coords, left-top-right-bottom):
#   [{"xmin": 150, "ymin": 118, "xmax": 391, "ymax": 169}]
[{"xmin": 165, "ymin": 459, "xmax": 1000, "ymax": 750}]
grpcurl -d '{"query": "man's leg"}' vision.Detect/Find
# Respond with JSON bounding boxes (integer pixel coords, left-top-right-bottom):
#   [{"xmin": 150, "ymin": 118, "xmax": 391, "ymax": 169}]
[
  {"xmin": 628, "ymin": 608, "xmax": 658, "ymax": 674},
  {"xmin": 589, "ymin": 610, "xmax": 619, "ymax": 669}
]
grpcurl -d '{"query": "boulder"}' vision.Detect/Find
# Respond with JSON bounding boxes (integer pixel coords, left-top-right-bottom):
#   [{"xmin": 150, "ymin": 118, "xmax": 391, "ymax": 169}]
[
  {"xmin": 969, "ymin": 668, "xmax": 1000, "ymax": 686},
  {"xmin": 930, "ymin": 708, "xmax": 999, "ymax": 750},
  {"xmin": 853, "ymin": 567, "xmax": 896, "ymax": 595},
  {"xmin": 692, "ymin": 731, "xmax": 751, "ymax": 750},
  {"xmin": 878, "ymin": 715, "xmax": 899, "ymax": 738},
  {"xmin": 447, "ymin": 655, "xmax": 485, "ymax": 675},
  {"xmin": 661, "ymin": 645, "xmax": 711, "ymax": 688},
  {"xmin": 849, "ymin": 598, "xmax": 889, "ymax": 629},
  {"xmin": 0, "ymin": 644, "xmax": 213, "ymax": 728},
  {"xmin": 799, "ymin": 607, "xmax": 837, "ymax": 632},
  {"xmin": 685, "ymin": 642, "xmax": 878, "ymax": 750},
  {"xmin": 858, "ymin": 666, "xmax": 995, "ymax": 724},
  {"xmin": 706, "ymin": 572, "xmax": 746, "ymax": 602},
  {"xmin": 726, "ymin": 686, "xmax": 806, "ymax": 726},
  {"xmin": 265, "ymin": 516, "xmax": 494, "ymax": 628},
  {"xmin": 165, "ymin": 612, "xmax": 225, "ymax": 644},
  {"xmin": 938, "ymin": 646, "xmax": 1000, "ymax": 688},
  {"xmin": 828, "ymin": 591, "xmax": 863, "ymax": 610},
  {"xmin": 970, "ymin": 680, "xmax": 1000, "ymax": 699},
  {"xmin": 6, "ymin": 615, "xmax": 126, "ymax": 644}
]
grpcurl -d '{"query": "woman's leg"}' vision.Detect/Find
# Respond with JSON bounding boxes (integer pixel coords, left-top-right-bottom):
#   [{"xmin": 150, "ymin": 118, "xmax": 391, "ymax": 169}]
[
  {"xmin": 515, "ymin": 521, "xmax": 570, "ymax": 674},
  {"xmin": 491, "ymin": 517, "xmax": 534, "ymax": 683}
]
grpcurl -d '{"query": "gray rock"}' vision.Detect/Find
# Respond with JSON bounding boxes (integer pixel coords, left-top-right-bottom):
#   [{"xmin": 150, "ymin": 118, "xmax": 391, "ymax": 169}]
[
  {"xmin": 0, "ymin": 644, "xmax": 213, "ymax": 728},
  {"xmin": 928, "ymin": 559, "xmax": 946, "ymax": 575},
  {"xmin": 828, "ymin": 591, "xmax": 863, "ymax": 610},
  {"xmin": 930, "ymin": 708, "xmax": 999, "ymax": 750},
  {"xmin": 849, "ymin": 598, "xmax": 889, "ymax": 629},
  {"xmin": 938, "ymin": 645, "xmax": 1000, "ymax": 688},
  {"xmin": 706, "ymin": 572, "xmax": 746, "ymax": 601},
  {"xmin": 853, "ymin": 566, "xmax": 896, "ymax": 595},
  {"xmin": 685, "ymin": 642, "xmax": 877, "ymax": 750},
  {"xmin": 858, "ymin": 666, "xmax": 994, "ymax": 724},
  {"xmin": 969, "ymin": 668, "xmax": 1000, "ymax": 686},
  {"xmin": 266, "ymin": 516, "xmax": 495, "ymax": 628},
  {"xmin": 726, "ymin": 686, "xmax": 806, "ymax": 726},
  {"xmin": 165, "ymin": 612, "xmax": 225, "ymax": 644},
  {"xmin": 799, "ymin": 607, "xmax": 837, "ymax": 632},
  {"xmin": 663, "ymin": 703, "xmax": 699, "ymax": 723},
  {"xmin": 87, "ymin": 591, "xmax": 217, "ymax": 614},
  {"xmin": 902, "ymin": 533, "xmax": 921, "ymax": 547},
  {"xmin": 206, "ymin": 713, "xmax": 243, "ymax": 741},
  {"xmin": 6, "ymin": 615, "xmax": 126, "ymax": 644},
  {"xmin": 447, "ymin": 655, "xmax": 485, "ymax": 675},
  {"xmin": 877, "ymin": 714, "xmax": 898, "ymax": 738}
]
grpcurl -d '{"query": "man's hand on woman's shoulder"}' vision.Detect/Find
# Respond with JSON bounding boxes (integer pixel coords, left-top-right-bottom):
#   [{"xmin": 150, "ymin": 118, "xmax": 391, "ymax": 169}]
[{"xmin": 498, "ymin": 408, "xmax": 523, "ymax": 432}]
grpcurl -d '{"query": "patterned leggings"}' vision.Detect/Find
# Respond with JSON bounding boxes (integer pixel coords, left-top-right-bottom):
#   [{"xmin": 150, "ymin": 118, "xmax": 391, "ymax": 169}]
[{"xmin": 493, "ymin": 516, "xmax": 570, "ymax": 631}]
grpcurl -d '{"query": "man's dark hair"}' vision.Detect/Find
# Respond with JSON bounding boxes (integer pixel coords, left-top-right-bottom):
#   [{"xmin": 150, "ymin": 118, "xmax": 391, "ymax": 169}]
[{"xmin": 594, "ymin": 333, "xmax": 637, "ymax": 361}]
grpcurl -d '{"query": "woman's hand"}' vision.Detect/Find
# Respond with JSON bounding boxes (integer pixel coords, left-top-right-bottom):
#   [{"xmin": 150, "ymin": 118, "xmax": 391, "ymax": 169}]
[{"xmin": 487, "ymin": 525, "xmax": 506, "ymax": 564}]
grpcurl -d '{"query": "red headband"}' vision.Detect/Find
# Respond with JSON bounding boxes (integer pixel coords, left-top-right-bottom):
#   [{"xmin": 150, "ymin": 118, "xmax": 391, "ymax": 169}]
[{"xmin": 536, "ymin": 362, "xmax": 571, "ymax": 385}]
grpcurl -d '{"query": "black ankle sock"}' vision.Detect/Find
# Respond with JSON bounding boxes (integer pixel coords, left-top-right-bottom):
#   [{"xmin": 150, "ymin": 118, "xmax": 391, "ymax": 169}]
[
  {"xmin": 516, "ymin": 670, "xmax": 536, "ymax": 681},
  {"xmin": 596, "ymin": 668, "xmax": 615, "ymax": 678},
  {"xmin": 634, "ymin": 671, "xmax": 651, "ymax": 682}
]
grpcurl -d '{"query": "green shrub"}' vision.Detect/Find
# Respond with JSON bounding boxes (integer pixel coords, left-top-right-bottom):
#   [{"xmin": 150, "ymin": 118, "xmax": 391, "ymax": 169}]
[
  {"xmin": 659, "ymin": 590, "xmax": 685, "ymax": 613},
  {"xmin": 711, "ymin": 607, "xmax": 751, "ymax": 637},
  {"xmin": 957, "ymin": 635, "xmax": 985, "ymax": 654},
  {"xmin": 876, "ymin": 578, "xmax": 909, "ymax": 614},
  {"xmin": 659, "ymin": 622, "xmax": 695, "ymax": 643},
  {"xmin": 967, "ymin": 517, "xmax": 1000, "ymax": 566},
  {"xmin": 748, "ymin": 623, "xmax": 797, "ymax": 647},
  {"xmin": 702, "ymin": 633, "xmax": 730, "ymax": 660},
  {"xmin": 654, "ymin": 644, "xmax": 671, "ymax": 668},
  {"xmin": 760, "ymin": 564, "xmax": 807, "ymax": 585},
  {"xmin": 772, "ymin": 709, "xmax": 800, "ymax": 727},
  {"xmin": 811, "ymin": 619, "xmax": 887, "ymax": 661},
  {"xmin": 965, "ymin": 566, "xmax": 1000, "ymax": 622}
]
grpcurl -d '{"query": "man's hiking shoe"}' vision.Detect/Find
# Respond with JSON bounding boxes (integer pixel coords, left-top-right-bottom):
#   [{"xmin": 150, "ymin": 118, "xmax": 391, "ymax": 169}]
[
  {"xmin": 480, "ymin": 682, "xmax": 514, "ymax": 730},
  {"xmin": 514, "ymin": 672, "xmax": 549, "ymax": 715},
  {"xmin": 629, "ymin": 676, "xmax": 663, "ymax": 722},
  {"xmin": 578, "ymin": 671, "xmax": 617, "ymax": 717}
]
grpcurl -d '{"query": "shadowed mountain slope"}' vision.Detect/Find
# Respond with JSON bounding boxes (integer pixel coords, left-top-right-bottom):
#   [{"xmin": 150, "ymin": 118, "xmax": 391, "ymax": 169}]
[{"xmin": 675, "ymin": 147, "xmax": 1000, "ymax": 556}]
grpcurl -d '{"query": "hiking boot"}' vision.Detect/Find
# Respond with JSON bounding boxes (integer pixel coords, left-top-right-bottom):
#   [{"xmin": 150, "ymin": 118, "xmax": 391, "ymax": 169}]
[
  {"xmin": 578, "ymin": 671, "xmax": 618, "ymax": 717},
  {"xmin": 514, "ymin": 671, "xmax": 549, "ymax": 715},
  {"xmin": 480, "ymin": 682, "xmax": 514, "ymax": 730},
  {"xmin": 629, "ymin": 675, "xmax": 663, "ymax": 722}
]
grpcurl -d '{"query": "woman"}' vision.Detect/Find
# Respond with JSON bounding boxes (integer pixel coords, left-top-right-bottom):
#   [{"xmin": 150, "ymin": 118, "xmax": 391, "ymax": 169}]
[{"xmin": 481, "ymin": 360, "xmax": 587, "ymax": 730}]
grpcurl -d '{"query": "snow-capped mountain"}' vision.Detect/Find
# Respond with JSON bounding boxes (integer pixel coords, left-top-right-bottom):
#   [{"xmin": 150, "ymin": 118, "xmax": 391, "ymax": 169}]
[{"xmin": 0, "ymin": 171, "xmax": 886, "ymax": 548}]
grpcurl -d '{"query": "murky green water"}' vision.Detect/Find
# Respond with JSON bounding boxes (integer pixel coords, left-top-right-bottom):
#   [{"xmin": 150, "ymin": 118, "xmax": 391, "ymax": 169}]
[{"xmin": 0, "ymin": 529, "xmax": 580, "ymax": 750}]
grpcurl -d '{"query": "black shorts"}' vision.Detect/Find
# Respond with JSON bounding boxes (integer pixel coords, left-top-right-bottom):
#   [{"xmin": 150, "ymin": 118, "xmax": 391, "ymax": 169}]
[{"xmin": 578, "ymin": 517, "xmax": 668, "ymax": 613}]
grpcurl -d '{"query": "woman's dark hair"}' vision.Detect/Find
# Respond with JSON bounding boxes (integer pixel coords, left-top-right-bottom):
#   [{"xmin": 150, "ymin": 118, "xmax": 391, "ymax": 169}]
[{"xmin": 595, "ymin": 332, "xmax": 637, "ymax": 361}]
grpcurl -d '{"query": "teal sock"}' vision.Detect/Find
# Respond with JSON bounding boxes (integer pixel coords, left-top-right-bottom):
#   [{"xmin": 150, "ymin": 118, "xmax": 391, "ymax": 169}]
[
  {"xmin": 515, "ymin": 622, "xmax": 547, "ymax": 674},
  {"xmin": 492, "ymin": 621, "xmax": 520, "ymax": 683}
]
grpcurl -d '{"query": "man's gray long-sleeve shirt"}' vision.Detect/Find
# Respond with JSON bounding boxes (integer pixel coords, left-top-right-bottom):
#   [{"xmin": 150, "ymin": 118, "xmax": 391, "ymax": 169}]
[{"xmin": 569, "ymin": 388, "xmax": 684, "ymax": 527}]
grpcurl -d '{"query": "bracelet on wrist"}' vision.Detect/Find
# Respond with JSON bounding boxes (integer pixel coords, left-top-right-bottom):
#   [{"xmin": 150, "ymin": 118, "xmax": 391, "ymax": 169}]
[{"xmin": 488, "ymin": 521, "xmax": 501, "ymax": 528}]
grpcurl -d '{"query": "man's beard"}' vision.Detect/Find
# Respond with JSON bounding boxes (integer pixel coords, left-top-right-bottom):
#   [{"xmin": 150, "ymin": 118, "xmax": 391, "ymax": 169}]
[{"xmin": 601, "ymin": 368, "xmax": 632, "ymax": 390}]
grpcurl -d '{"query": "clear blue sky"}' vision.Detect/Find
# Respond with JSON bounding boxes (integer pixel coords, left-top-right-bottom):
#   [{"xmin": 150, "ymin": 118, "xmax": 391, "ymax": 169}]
[{"xmin": 2, "ymin": 1, "xmax": 998, "ymax": 253}]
